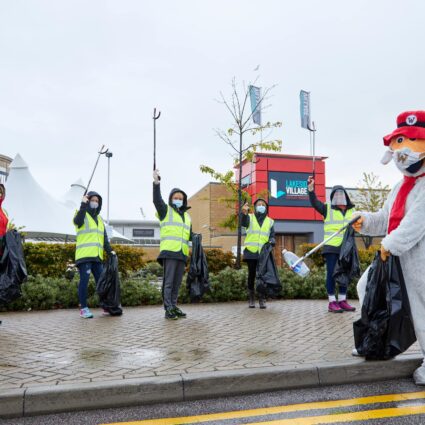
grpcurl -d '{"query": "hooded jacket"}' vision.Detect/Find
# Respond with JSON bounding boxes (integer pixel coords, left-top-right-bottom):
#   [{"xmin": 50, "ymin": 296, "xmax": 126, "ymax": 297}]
[
  {"xmin": 241, "ymin": 198, "xmax": 276, "ymax": 261},
  {"xmin": 308, "ymin": 185, "xmax": 355, "ymax": 254},
  {"xmin": 153, "ymin": 182, "xmax": 193, "ymax": 263},
  {"xmin": 73, "ymin": 191, "xmax": 112, "ymax": 265}
]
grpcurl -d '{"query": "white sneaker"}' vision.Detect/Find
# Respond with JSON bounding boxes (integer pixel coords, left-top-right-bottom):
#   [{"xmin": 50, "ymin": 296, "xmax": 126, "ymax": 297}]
[
  {"xmin": 80, "ymin": 307, "xmax": 94, "ymax": 319},
  {"xmin": 414, "ymin": 365, "xmax": 425, "ymax": 385},
  {"xmin": 351, "ymin": 348, "xmax": 364, "ymax": 357}
]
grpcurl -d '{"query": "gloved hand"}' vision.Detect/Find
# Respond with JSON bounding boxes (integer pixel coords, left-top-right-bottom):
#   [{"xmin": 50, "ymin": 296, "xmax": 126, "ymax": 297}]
[
  {"xmin": 269, "ymin": 238, "xmax": 276, "ymax": 247},
  {"xmin": 352, "ymin": 215, "xmax": 364, "ymax": 232},
  {"xmin": 111, "ymin": 251, "xmax": 117, "ymax": 256},
  {"xmin": 380, "ymin": 245, "xmax": 390, "ymax": 262},
  {"xmin": 307, "ymin": 176, "xmax": 314, "ymax": 192},
  {"xmin": 241, "ymin": 202, "xmax": 250, "ymax": 215},
  {"xmin": 82, "ymin": 195, "xmax": 89, "ymax": 204},
  {"xmin": 153, "ymin": 169, "xmax": 161, "ymax": 184}
]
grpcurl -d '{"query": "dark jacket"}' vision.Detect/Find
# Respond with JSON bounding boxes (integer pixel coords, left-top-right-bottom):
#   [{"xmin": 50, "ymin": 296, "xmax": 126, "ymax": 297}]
[
  {"xmin": 241, "ymin": 198, "xmax": 276, "ymax": 261},
  {"xmin": 73, "ymin": 191, "xmax": 112, "ymax": 265},
  {"xmin": 153, "ymin": 183, "xmax": 193, "ymax": 263},
  {"xmin": 308, "ymin": 185, "xmax": 355, "ymax": 255}
]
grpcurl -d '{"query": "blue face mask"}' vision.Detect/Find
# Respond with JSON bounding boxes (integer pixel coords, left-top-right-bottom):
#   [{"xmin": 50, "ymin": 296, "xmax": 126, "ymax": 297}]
[
  {"xmin": 172, "ymin": 199, "xmax": 183, "ymax": 209},
  {"xmin": 256, "ymin": 205, "xmax": 266, "ymax": 214}
]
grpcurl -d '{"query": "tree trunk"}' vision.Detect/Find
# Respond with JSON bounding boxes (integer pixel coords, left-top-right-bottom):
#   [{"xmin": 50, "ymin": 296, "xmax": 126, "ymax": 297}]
[{"xmin": 236, "ymin": 132, "xmax": 243, "ymax": 269}]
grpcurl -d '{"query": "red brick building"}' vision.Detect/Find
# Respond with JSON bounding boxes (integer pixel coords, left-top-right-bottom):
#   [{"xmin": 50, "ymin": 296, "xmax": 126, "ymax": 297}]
[{"xmin": 236, "ymin": 153, "xmax": 327, "ymax": 264}]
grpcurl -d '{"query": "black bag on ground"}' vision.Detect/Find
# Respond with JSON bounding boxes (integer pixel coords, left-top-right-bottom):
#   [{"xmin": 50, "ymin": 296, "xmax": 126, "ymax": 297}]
[
  {"xmin": 96, "ymin": 255, "xmax": 123, "ymax": 316},
  {"xmin": 255, "ymin": 243, "xmax": 282, "ymax": 297},
  {"xmin": 186, "ymin": 233, "xmax": 210, "ymax": 302},
  {"xmin": 0, "ymin": 230, "xmax": 27, "ymax": 306},
  {"xmin": 353, "ymin": 253, "xmax": 416, "ymax": 360},
  {"xmin": 333, "ymin": 226, "xmax": 360, "ymax": 288}
]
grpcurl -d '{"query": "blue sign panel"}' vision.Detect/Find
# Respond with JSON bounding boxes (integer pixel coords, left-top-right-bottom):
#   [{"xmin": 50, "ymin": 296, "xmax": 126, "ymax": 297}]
[{"xmin": 268, "ymin": 171, "xmax": 311, "ymax": 207}]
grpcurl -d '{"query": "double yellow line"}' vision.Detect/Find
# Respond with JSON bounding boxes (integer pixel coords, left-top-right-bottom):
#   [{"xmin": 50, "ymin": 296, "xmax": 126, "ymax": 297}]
[{"xmin": 102, "ymin": 391, "xmax": 425, "ymax": 425}]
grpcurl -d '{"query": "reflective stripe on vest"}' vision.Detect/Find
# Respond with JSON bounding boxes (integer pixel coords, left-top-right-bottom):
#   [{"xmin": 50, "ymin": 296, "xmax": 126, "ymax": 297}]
[
  {"xmin": 244, "ymin": 214, "xmax": 273, "ymax": 253},
  {"xmin": 74, "ymin": 212, "xmax": 105, "ymax": 261},
  {"xmin": 323, "ymin": 204, "xmax": 353, "ymax": 247},
  {"xmin": 158, "ymin": 206, "xmax": 191, "ymax": 256}
]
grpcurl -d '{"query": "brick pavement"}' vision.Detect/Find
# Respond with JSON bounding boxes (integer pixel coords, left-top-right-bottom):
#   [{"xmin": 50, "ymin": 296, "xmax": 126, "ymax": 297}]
[{"xmin": 0, "ymin": 300, "xmax": 420, "ymax": 390}]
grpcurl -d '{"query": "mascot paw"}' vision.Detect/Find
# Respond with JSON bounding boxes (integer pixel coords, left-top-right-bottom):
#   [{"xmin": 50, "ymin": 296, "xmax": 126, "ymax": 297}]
[{"xmin": 413, "ymin": 366, "xmax": 425, "ymax": 385}]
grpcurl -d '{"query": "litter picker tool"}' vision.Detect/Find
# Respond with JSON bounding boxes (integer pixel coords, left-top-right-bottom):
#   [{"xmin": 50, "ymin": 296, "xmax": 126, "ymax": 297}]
[
  {"xmin": 283, "ymin": 216, "xmax": 361, "ymax": 278},
  {"xmin": 84, "ymin": 145, "xmax": 109, "ymax": 195},
  {"xmin": 153, "ymin": 107, "xmax": 161, "ymax": 180}
]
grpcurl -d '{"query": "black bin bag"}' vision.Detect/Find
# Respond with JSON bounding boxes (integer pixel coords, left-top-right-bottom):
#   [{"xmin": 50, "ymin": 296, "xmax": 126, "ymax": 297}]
[
  {"xmin": 96, "ymin": 255, "xmax": 123, "ymax": 316},
  {"xmin": 255, "ymin": 243, "xmax": 282, "ymax": 298},
  {"xmin": 0, "ymin": 230, "xmax": 27, "ymax": 306},
  {"xmin": 353, "ymin": 252, "xmax": 416, "ymax": 360},
  {"xmin": 186, "ymin": 233, "xmax": 210, "ymax": 302},
  {"xmin": 333, "ymin": 226, "xmax": 360, "ymax": 289}
]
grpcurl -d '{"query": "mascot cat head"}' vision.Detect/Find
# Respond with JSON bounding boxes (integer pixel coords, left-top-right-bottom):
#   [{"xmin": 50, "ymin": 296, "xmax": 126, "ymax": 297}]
[{"xmin": 382, "ymin": 111, "xmax": 425, "ymax": 177}]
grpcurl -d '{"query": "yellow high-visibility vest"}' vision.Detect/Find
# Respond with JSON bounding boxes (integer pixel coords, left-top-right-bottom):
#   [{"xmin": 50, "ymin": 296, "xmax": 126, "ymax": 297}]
[
  {"xmin": 244, "ymin": 214, "xmax": 274, "ymax": 253},
  {"xmin": 74, "ymin": 212, "xmax": 105, "ymax": 261},
  {"xmin": 158, "ymin": 206, "xmax": 191, "ymax": 256},
  {"xmin": 323, "ymin": 204, "xmax": 353, "ymax": 247}
]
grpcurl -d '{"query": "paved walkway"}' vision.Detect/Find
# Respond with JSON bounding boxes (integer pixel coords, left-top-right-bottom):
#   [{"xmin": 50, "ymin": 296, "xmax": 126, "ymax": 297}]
[{"xmin": 0, "ymin": 300, "xmax": 420, "ymax": 390}]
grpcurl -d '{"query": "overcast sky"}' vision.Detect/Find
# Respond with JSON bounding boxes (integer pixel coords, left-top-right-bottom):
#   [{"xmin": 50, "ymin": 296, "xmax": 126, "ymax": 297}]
[{"xmin": 1, "ymin": 0, "xmax": 424, "ymax": 220}]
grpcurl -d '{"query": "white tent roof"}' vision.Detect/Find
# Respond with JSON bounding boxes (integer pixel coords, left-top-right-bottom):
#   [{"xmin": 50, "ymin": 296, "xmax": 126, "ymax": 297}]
[
  {"xmin": 4, "ymin": 154, "xmax": 131, "ymax": 242},
  {"xmin": 62, "ymin": 178, "xmax": 86, "ymax": 210}
]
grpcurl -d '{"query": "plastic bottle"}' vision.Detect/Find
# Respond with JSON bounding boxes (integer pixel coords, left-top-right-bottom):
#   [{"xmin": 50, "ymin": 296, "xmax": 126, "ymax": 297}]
[{"xmin": 282, "ymin": 249, "xmax": 310, "ymax": 278}]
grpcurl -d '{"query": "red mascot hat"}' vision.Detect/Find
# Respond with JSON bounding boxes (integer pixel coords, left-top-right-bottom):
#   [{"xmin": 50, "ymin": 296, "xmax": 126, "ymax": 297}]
[{"xmin": 383, "ymin": 110, "xmax": 425, "ymax": 146}]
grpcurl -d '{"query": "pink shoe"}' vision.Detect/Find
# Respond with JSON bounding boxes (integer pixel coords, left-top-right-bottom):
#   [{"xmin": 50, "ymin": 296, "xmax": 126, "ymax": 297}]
[
  {"xmin": 328, "ymin": 301, "xmax": 344, "ymax": 313},
  {"xmin": 338, "ymin": 300, "xmax": 356, "ymax": 312}
]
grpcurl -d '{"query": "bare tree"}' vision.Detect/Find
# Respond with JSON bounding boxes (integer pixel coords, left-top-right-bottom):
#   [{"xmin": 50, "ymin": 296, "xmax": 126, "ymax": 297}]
[
  {"xmin": 355, "ymin": 172, "xmax": 390, "ymax": 249},
  {"xmin": 201, "ymin": 78, "xmax": 282, "ymax": 268}
]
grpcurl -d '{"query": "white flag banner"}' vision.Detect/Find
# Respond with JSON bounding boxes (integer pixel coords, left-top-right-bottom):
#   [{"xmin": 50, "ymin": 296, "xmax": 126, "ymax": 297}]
[
  {"xmin": 249, "ymin": 85, "xmax": 262, "ymax": 126},
  {"xmin": 300, "ymin": 90, "xmax": 311, "ymax": 129}
]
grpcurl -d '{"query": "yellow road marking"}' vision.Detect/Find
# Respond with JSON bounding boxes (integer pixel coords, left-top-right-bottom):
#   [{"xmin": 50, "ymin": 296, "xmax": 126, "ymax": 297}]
[
  {"xmin": 247, "ymin": 404, "xmax": 425, "ymax": 424},
  {"xmin": 101, "ymin": 391, "xmax": 425, "ymax": 425}
]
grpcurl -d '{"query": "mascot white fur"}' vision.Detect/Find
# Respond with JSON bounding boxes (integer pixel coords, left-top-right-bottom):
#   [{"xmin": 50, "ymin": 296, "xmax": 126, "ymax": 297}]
[{"xmin": 354, "ymin": 110, "xmax": 425, "ymax": 385}]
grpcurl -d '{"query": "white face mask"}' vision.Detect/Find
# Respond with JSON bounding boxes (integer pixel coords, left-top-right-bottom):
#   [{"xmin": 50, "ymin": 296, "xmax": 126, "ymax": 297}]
[
  {"xmin": 89, "ymin": 201, "xmax": 99, "ymax": 210},
  {"xmin": 381, "ymin": 147, "xmax": 425, "ymax": 171},
  {"xmin": 332, "ymin": 190, "xmax": 347, "ymax": 206}
]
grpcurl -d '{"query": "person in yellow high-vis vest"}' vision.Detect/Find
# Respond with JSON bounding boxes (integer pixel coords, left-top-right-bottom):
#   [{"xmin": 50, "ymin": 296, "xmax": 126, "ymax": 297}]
[
  {"xmin": 153, "ymin": 170, "xmax": 192, "ymax": 320},
  {"xmin": 307, "ymin": 177, "xmax": 356, "ymax": 313},
  {"xmin": 241, "ymin": 198, "xmax": 275, "ymax": 309},
  {"xmin": 73, "ymin": 191, "xmax": 115, "ymax": 319}
]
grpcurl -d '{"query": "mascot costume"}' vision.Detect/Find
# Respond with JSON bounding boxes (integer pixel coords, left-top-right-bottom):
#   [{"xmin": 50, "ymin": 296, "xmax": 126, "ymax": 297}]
[{"xmin": 354, "ymin": 110, "xmax": 425, "ymax": 385}]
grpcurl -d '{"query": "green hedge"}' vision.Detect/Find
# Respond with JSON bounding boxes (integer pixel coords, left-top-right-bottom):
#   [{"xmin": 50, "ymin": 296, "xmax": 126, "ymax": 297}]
[
  {"xmin": 2, "ymin": 264, "xmax": 362, "ymax": 312},
  {"xmin": 298, "ymin": 243, "xmax": 379, "ymax": 270},
  {"xmin": 23, "ymin": 243, "xmax": 146, "ymax": 278}
]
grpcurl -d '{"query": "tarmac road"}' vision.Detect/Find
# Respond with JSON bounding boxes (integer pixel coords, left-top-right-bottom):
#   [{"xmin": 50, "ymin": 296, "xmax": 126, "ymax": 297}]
[{"xmin": 3, "ymin": 378, "xmax": 425, "ymax": 425}]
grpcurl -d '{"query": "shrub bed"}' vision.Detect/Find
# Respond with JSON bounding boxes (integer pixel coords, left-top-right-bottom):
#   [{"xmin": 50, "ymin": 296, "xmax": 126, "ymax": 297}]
[
  {"xmin": 23, "ymin": 243, "xmax": 146, "ymax": 278},
  {"xmin": 1, "ymin": 264, "xmax": 362, "ymax": 312}
]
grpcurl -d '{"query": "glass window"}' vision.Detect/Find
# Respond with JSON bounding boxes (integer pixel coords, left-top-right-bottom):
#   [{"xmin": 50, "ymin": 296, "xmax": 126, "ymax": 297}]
[{"xmin": 133, "ymin": 228, "xmax": 155, "ymax": 237}]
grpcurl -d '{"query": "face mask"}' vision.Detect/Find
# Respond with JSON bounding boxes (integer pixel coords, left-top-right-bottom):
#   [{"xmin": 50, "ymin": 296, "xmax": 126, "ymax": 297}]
[
  {"xmin": 172, "ymin": 199, "xmax": 183, "ymax": 209},
  {"xmin": 89, "ymin": 201, "xmax": 99, "ymax": 210},
  {"xmin": 332, "ymin": 190, "xmax": 347, "ymax": 206},
  {"xmin": 256, "ymin": 205, "xmax": 266, "ymax": 214},
  {"xmin": 381, "ymin": 147, "xmax": 425, "ymax": 172}
]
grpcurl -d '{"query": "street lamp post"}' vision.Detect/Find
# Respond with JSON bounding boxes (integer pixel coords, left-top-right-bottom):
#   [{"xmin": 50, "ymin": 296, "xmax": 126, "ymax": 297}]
[{"xmin": 105, "ymin": 152, "xmax": 113, "ymax": 224}]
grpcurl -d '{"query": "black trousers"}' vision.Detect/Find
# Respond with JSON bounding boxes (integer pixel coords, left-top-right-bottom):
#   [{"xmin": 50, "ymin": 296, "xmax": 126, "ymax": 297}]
[
  {"xmin": 162, "ymin": 259, "xmax": 186, "ymax": 310},
  {"xmin": 246, "ymin": 259, "xmax": 258, "ymax": 291}
]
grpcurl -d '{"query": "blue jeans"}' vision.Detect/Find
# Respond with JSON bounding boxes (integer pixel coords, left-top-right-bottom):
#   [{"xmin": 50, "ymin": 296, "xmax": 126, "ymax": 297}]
[
  {"xmin": 78, "ymin": 262, "xmax": 103, "ymax": 309},
  {"xmin": 324, "ymin": 253, "xmax": 347, "ymax": 297}
]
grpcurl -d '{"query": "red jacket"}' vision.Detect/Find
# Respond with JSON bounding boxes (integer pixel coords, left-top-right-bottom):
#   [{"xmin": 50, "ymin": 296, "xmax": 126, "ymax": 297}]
[{"xmin": 0, "ymin": 201, "xmax": 8, "ymax": 237}]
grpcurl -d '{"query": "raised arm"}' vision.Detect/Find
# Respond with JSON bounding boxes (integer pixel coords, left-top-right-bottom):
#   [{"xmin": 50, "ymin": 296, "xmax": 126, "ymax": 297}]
[{"xmin": 153, "ymin": 170, "xmax": 168, "ymax": 221}]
